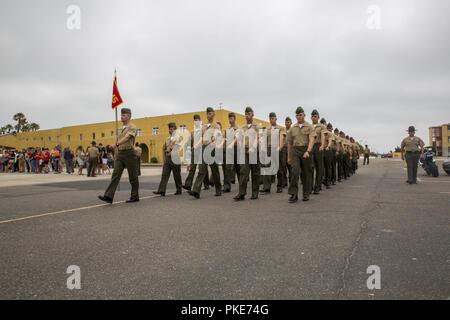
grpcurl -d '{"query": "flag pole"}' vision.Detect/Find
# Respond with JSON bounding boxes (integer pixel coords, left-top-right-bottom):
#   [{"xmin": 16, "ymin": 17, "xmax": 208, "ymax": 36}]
[
  {"xmin": 114, "ymin": 69, "xmax": 119, "ymax": 144},
  {"xmin": 115, "ymin": 107, "xmax": 118, "ymax": 141},
  {"xmin": 114, "ymin": 68, "xmax": 120, "ymax": 192}
]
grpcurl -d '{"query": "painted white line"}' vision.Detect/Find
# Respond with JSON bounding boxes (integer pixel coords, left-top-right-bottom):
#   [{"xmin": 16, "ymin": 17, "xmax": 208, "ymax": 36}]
[
  {"xmin": 0, "ymin": 203, "xmax": 113, "ymax": 225},
  {"xmin": 0, "ymin": 192, "xmax": 172, "ymax": 225}
]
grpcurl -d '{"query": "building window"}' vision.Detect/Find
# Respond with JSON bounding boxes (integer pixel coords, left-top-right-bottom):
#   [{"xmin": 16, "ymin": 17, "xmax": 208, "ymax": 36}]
[
  {"xmin": 111, "ymin": 131, "xmax": 114, "ymax": 137},
  {"xmin": 48, "ymin": 137, "xmax": 51, "ymax": 141},
  {"xmin": 68, "ymin": 135, "xmax": 71, "ymax": 142},
  {"xmin": 101, "ymin": 132, "xmax": 105, "ymax": 138},
  {"xmin": 92, "ymin": 133, "xmax": 96, "ymax": 140},
  {"xmin": 40, "ymin": 137, "xmax": 43, "ymax": 141},
  {"xmin": 179, "ymin": 125, "xmax": 187, "ymax": 133},
  {"xmin": 432, "ymin": 127, "xmax": 442, "ymax": 138},
  {"xmin": 152, "ymin": 127, "xmax": 159, "ymax": 135},
  {"xmin": 80, "ymin": 134, "xmax": 83, "ymax": 141}
]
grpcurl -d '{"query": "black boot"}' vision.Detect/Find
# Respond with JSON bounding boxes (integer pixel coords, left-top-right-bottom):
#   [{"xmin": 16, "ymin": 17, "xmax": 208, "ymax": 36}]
[
  {"xmin": 188, "ymin": 190, "xmax": 200, "ymax": 199},
  {"xmin": 98, "ymin": 195, "xmax": 113, "ymax": 204}
]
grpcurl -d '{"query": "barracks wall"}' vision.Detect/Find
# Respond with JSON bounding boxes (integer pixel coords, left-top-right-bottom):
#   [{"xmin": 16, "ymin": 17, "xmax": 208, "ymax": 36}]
[{"xmin": 0, "ymin": 109, "xmax": 271, "ymax": 163}]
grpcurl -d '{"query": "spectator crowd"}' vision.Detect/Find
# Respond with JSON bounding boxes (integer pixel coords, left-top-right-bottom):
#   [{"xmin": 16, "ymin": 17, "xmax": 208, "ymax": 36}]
[{"xmin": 0, "ymin": 142, "xmax": 115, "ymax": 176}]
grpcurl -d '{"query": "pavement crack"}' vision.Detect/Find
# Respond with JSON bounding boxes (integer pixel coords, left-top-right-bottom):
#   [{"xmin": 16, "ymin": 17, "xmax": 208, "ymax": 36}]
[{"xmin": 336, "ymin": 169, "xmax": 386, "ymax": 299}]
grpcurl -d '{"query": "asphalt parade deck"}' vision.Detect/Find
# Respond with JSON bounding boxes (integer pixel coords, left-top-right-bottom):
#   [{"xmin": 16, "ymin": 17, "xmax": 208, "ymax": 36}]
[{"xmin": 0, "ymin": 158, "xmax": 448, "ymax": 299}]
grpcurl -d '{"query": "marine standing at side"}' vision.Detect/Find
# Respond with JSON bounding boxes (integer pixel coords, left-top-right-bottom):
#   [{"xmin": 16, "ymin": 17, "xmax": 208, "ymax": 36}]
[{"xmin": 401, "ymin": 126, "xmax": 425, "ymax": 184}]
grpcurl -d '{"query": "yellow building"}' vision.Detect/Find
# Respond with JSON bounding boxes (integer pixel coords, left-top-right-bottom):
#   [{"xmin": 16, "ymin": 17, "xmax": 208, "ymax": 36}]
[
  {"xmin": 429, "ymin": 123, "xmax": 450, "ymax": 157},
  {"xmin": 0, "ymin": 109, "xmax": 272, "ymax": 163}
]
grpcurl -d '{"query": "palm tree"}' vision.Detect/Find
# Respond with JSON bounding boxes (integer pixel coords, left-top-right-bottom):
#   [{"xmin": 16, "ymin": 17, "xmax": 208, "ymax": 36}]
[
  {"xmin": 13, "ymin": 113, "xmax": 25, "ymax": 122},
  {"xmin": 5, "ymin": 124, "xmax": 13, "ymax": 133},
  {"xmin": 13, "ymin": 112, "xmax": 27, "ymax": 132},
  {"xmin": 29, "ymin": 123, "xmax": 40, "ymax": 132}
]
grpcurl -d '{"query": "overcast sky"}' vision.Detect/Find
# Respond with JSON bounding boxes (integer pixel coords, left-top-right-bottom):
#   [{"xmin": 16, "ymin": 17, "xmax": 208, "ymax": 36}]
[{"xmin": 1, "ymin": 0, "xmax": 449, "ymax": 152}]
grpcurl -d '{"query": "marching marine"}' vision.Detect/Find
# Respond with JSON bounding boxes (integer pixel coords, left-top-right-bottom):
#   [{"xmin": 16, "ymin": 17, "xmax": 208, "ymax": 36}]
[
  {"xmin": 188, "ymin": 107, "xmax": 222, "ymax": 199},
  {"xmin": 154, "ymin": 122, "xmax": 183, "ymax": 196},
  {"xmin": 223, "ymin": 112, "xmax": 240, "ymax": 192},
  {"xmin": 183, "ymin": 114, "xmax": 210, "ymax": 191},
  {"xmin": 287, "ymin": 107, "xmax": 316, "ymax": 202},
  {"xmin": 310, "ymin": 109, "xmax": 327, "ymax": 194},
  {"xmin": 261, "ymin": 112, "xmax": 286, "ymax": 194},
  {"xmin": 234, "ymin": 107, "xmax": 261, "ymax": 201},
  {"xmin": 98, "ymin": 107, "xmax": 139, "ymax": 203}
]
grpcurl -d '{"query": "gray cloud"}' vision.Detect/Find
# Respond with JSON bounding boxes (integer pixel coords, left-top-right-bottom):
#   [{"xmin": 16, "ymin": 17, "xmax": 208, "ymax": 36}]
[{"xmin": 1, "ymin": 0, "xmax": 449, "ymax": 152}]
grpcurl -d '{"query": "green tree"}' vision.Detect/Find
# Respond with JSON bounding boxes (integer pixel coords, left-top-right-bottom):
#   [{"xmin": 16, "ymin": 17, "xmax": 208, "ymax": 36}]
[
  {"xmin": 4, "ymin": 124, "xmax": 13, "ymax": 133},
  {"xmin": 29, "ymin": 123, "xmax": 40, "ymax": 131},
  {"xmin": 21, "ymin": 123, "xmax": 31, "ymax": 132},
  {"xmin": 13, "ymin": 112, "xmax": 27, "ymax": 132}
]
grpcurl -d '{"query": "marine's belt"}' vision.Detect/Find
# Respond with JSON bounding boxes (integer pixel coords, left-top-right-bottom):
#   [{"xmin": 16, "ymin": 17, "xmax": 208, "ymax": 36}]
[{"xmin": 118, "ymin": 146, "xmax": 134, "ymax": 151}]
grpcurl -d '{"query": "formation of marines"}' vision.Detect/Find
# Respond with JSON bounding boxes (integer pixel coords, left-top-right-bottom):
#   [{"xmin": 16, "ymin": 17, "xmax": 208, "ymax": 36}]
[
  {"xmin": 95, "ymin": 107, "xmax": 429, "ymax": 206},
  {"xmin": 153, "ymin": 106, "xmax": 363, "ymax": 203}
]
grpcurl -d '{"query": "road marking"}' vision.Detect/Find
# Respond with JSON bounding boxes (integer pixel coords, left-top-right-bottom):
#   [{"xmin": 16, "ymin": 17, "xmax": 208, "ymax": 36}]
[{"xmin": 0, "ymin": 193, "xmax": 171, "ymax": 225}]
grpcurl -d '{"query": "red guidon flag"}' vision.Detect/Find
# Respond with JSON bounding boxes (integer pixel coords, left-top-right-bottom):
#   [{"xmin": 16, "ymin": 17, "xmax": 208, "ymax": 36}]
[{"xmin": 111, "ymin": 75, "xmax": 123, "ymax": 109}]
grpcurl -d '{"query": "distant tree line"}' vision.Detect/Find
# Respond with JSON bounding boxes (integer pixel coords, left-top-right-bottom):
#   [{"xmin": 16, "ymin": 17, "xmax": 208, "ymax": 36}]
[{"xmin": 0, "ymin": 113, "xmax": 40, "ymax": 135}]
